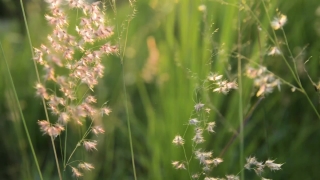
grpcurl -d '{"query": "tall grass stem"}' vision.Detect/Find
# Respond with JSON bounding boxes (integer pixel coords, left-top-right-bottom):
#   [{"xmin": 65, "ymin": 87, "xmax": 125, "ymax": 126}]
[
  {"xmin": 19, "ymin": 0, "xmax": 62, "ymax": 178},
  {"xmin": 237, "ymin": 1, "xmax": 244, "ymax": 179},
  {"xmin": 1, "ymin": 42, "xmax": 44, "ymax": 180},
  {"xmin": 113, "ymin": 1, "xmax": 137, "ymax": 179}
]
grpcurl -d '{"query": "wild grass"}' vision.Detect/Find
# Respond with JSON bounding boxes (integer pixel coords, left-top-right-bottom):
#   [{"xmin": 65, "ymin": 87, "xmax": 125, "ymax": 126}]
[{"xmin": 1, "ymin": 0, "xmax": 320, "ymax": 179}]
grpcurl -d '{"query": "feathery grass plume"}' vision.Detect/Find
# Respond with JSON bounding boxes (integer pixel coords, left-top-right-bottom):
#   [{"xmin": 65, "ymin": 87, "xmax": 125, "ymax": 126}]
[
  {"xmin": 207, "ymin": 72, "xmax": 238, "ymax": 94},
  {"xmin": 244, "ymin": 156, "xmax": 283, "ymax": 178},
  {"xmin": 172, "ymin": 161, "xmax": 186, "ymax": 170},
  {"xmin": 172, "ymin": 135, "xmax": 185, "ymax": 146},
  {"xmin": 271, "ymin": 14, "xmax": 287, "ymax": 30},
  {"xmin": 78, "ymin": 162, "xmax": 95, "ymax": 171},
  {"xmin": 245, "ymin": 66, "xmax": 281, "ymax": 97},
  {"xmin": 267, "ymin": 46, "xmax": 281, "ymax": 56},
  {"xmin": 172, "ymin": 73, "xmax": 238, "ymax": 179},
  {"xmin": 34, "ymin": 0, "xmax": 117, "ymax": 177},
  {"xmin": 172, "ymin": 70, "xmax": 283, "ymax": 178}
]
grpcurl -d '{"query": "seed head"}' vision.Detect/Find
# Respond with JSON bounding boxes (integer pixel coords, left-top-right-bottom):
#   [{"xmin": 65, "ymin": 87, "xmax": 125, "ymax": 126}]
[
  {"xmin": 265, "ymin": 159, "xmax": 283, "ymax": 171},
  {"xmin": 172, "ymin": 161, "xmax": 186, "ymax": 170},
  {"xmin": 225, "ymin": 175, "xmax": 239, "ymax": 180},
  {"xmin": 38, "ymin": 120, "xmax": 50, "ymax": 134},
  {"xmin": 206, "ymin": 122, "xmax": 216, "ymax": 133},
  {"xmin": 271, "ymin": 14, "xmax": 287, "ymax": 30},
  {"xmin": 71, "ymin": 166, "xmax": 83, "ymax": 177},
  {"xmin": 189, "ymin": 118, "xmax": 200, "ymax": 125},
  {"xmin": 194, "ymin": 103, "xmax": 204, "ymax": 112},
  {"xmin": 208, "ymin": 73, "xmax": 223, "ymax": 81},
  {"xmin": 83, "ymin": 140, "xmax": 98, "ymax": 151},
  {"xmin": 35, "ymin": 83, "xmax": 49, "ymax": 100},
  {"xmin": 78, "ymin": 162, "xmax": 95, "ymax": 171},
  {"xmin": 102, "ymin": 107, "xmax": 112, "ymax": 116},
  {"xmin": 172, "ymin": 135, "xmax": 184, "ymax": 146},
  {"xmin": 268, "ymin": 47, "xmax": 281, "ymax": 56},
  {"xmin": 92, "ymin": 126, "xmax": 105, "ymax": 135}
]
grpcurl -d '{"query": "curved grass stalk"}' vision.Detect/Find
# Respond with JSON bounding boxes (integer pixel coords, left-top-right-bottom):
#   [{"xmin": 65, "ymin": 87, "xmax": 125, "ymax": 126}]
[
  {"xmin": 1, "ymin": 42, "xmax": 43, "ymax": 180},
  {"xmin": 19, "ymin": 0, "xmax": 62, "ymax": 179},
  {"xmin": 239, "ymin": 1, "xmax": 320, "ymax": 119},
  {"xmin": 241, "ymin": 2, "xmax": 300, "ymax": 85},
  {"xmin": 112, "ymin": 1, "xmax": 137, "ymax": 179},
  {"xmin": 260, "ymin": 1, "xmax": 301, "ymax": 85},
  {"xmin": 237, "ymin": 54, "xmax": 303, "ymax": 93},
  {"xmin": 260, "ymin": 1, "xmax": 320, "ymax": 119}
]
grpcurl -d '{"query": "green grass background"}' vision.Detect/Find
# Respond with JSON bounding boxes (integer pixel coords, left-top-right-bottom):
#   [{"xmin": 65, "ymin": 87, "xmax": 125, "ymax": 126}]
[{"xmin": 1, "ymin": 0, "xmax": 320, "ymax": 179}]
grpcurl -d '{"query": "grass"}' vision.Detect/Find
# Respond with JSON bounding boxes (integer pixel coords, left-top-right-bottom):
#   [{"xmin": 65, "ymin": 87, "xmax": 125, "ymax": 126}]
[{"xmin": 1, "ymin": 0, "xmax": 320, "ymax": 179}]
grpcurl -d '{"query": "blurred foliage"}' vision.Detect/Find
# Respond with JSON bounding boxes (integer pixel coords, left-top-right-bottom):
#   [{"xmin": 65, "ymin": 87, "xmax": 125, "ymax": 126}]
[{"xmin": 1, "ymin": 0, "xmax": 320, "ymax": 179}]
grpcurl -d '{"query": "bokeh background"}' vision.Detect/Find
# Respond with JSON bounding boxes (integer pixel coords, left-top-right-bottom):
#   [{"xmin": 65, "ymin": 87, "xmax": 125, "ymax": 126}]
[{"xmin": 1, "ymin": 0, "xmax": 320, "ymax": 179}]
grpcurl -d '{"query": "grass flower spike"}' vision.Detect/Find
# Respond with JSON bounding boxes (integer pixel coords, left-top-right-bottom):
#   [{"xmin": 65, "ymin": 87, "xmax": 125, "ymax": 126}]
[{"xmin": 34, "ymin": 0, "xmax": 117, "ymax": 177}]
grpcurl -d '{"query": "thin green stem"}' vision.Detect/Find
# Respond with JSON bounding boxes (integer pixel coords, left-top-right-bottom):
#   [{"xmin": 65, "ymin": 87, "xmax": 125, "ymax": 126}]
[
  {"xmin": 66, "ymin": 143, "xmax": 81, "ymax": 167},
  {"xmin": 64, "ymin": 125, "xmax": 68, "ymax": 168},
  {"xmin": 113, "ymin": 1, "xmax": 137, "ymax": 179},
  {"xmin": 260, "ymin": 1, "xmax": 300, "ymax": 85},
  {"xmin": 281, "ymin": 28, "xmax": 301, "ymax": 85},
  {"xmin": 19, "ymin": 0, "xmax": 62, "ymax": 178},
  {"xmin": 303, "ymin": 92, "xmax": 320, "ymax": 119},
  {"xmin": 237, "ymin": 1, "xmax": 244, "ymax": 179},
  {"xmin": 260, "ymin": 1, "xmax": 320, "ymax": 119},
  {"xmin": 65, "ymin": 120, "xmax": 94, "ymax": 168},
  {"xmin": 242, "ymin": 1, "xmax": 300, "ymax": 85},
  {"xmin": 182, "ymin": 145, "xmax": 192, "ymax": 180},
  {"xmin": 1, "ymin": 42, "xmax": 43, "ymax": 180}
]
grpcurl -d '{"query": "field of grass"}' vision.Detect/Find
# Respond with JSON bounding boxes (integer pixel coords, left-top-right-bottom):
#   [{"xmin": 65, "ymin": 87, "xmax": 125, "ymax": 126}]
[{"xmin": 1, "ymin": 0, "xmax": 320, "ymax": 179}]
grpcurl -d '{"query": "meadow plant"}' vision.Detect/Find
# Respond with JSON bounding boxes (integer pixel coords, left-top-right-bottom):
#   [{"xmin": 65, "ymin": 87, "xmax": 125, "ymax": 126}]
[
  {"xmin": 172, "ymin": 73, "xmax": 238, "ymax": 179},
  {"xmin": 245, "ymin": 66, "xmax": 281, "ymax": 97},
  {"xmin": 172, "ymin": 72, "xmax": 283, "ymax": 179},
  {"xmin": 171, "ymin": 3, "xmax": 288, "ymax": 178},
  {"xmin": 33, "ymin": 0, "xmax": 117, "ymax": 178},
  {"xmin": 3, "ymin": 0, "xmax": 319, "ymax": 179}
]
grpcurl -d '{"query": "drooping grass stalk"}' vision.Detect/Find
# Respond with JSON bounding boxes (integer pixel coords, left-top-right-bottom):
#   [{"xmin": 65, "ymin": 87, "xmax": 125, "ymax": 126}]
[
  {"xmin": 259, "ymin": 1, "xmax": 300, "ymax": 85},
  {"xmin": 237, "ymin": 54, "xmax": 303, "ymax": 93},
  {"xmin": 240, "ymin": 1, "xmax": 320, "ymax": 120},
  {"xmin": 237, "ymin": 1, "xmax": 244, "ymax": 178},
  {"xmin": 241, "ymin": 2, "xmax": 300, "ymax": 85},
  {"xmin": 112, "ymin": 1, "xmax": 137, "ymax": 179},
  {"xmin": 19, "ymin": 0, "xmax": 62, "ymax": 179},
  {"xmin": 1, "ymin": 42, "xmax": 43, "ymax": 180}
]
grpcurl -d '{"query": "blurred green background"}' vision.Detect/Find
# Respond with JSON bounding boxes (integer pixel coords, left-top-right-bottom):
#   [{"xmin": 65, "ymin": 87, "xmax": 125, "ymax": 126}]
[{"xmin": 1, "ymin": 0, "xmax": 320, "ymax": 179}]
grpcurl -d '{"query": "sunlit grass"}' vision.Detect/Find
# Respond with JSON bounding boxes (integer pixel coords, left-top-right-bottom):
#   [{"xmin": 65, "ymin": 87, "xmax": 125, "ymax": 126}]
[{"xmin": 1, "ymin": 0, "xmax": 320, "ymax": 179}]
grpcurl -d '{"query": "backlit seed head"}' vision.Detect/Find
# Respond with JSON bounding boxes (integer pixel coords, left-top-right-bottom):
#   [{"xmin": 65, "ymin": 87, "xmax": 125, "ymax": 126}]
[
  {"xmin": 172, "ymin": 135, "xmax": 184, "ymax": 146},
  {"xmin": 92, "ymin": 126, "xmax": 105, "ymax": 135},
  {"xmin": 102, "ymin": 107, "xmax": 112, "ymax": 116},
  {"xmin": 83, "ymin": 140, "xmax": 98, "ymax": 151},
  {"xmin": 271, "ymin": 14, "xmax": 287, "ymax": 30},
  {"xmin": 189, "ymin": 118, "xmax": 200, "ymax": 125},
  {"xmin": 208, "ymin": 73, "xmax": 223, "ymax": 81},
  {"xmin": 268, "ymin": 47, "xmax": 281, "ymax": 56},
  {"xmin": 71, "ymin": 166, "xmax": 83, "ymax": 177},
  {"xmin": 194, "ymin": 103, "xmax": 205, "ymax": 112},
  {"xmin": 225, "ymin": 175, "xmax": 239, "ymax": 180},
  {"xmin": 78, "ymin": 162, "xmax": 95, "ymax": 171},
  {"xmin": 265, "ymin": 159, "xmax": 283, "ymax": 171},
  {"xmin": 172, "ymin": 161, "xmax": 186, "ymax": 170},
  {"xmin": 206, "ymin": 122, "xmax": 216, "ymax": 133}
]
